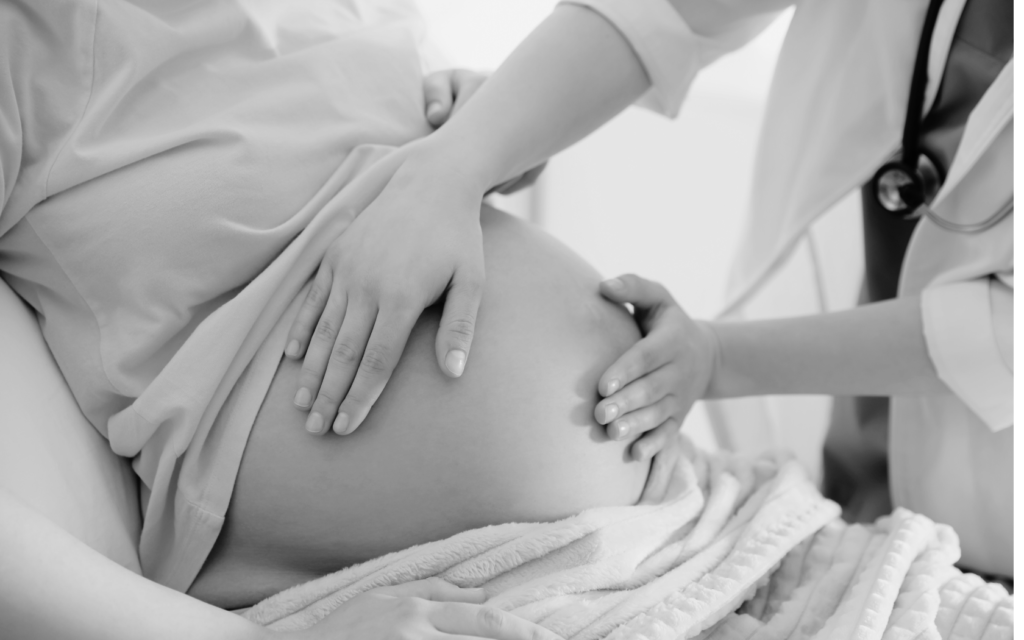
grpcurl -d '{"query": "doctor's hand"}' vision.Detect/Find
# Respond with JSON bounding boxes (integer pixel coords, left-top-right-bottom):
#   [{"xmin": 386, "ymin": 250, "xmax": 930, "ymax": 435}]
[
  {"xmin": 594, "ymin": 274, "xmax": 718, "ymax": 462},
  {"xmin": 639, "ymin": 429, "xmax": 704, "ymax": 505},
  {"xmin": 285, "ymin": 147, "xmax": 487, "ymax": 437},
  {"xmin": 283, "ymin": 578, "xmax": 562, "ymax": 640}
]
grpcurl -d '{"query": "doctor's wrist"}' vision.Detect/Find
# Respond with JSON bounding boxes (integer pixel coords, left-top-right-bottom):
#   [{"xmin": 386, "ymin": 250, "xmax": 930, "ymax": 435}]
[
  {"xmin": 694, "ymin": 320, "xmax": 725, "ymax": 400},
  {"xmin": 416, "ymin": 128, "xmax": 515, "ymax": 195}
]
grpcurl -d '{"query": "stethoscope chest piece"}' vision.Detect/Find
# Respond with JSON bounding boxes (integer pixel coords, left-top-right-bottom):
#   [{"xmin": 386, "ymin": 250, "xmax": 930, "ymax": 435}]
[
  {"xmin": 869, "ymin": 0, "xmax": 1011, "ymax": 234},
  {"xmin": 872, "ymin": 152, "xmax": 941, "ymax": 219}
]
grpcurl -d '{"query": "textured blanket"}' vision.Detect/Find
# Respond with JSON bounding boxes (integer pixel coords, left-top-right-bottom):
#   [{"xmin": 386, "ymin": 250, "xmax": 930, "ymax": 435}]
[{"xmin": 242, "ymin": 453, "xmax": 1013, "ymax": 639}]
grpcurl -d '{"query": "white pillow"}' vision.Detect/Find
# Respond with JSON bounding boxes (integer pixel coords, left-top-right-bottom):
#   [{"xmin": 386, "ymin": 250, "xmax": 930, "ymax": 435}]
[{"xmin": 0, "ymin": 275, "xmax": 141, "ymax": 572}]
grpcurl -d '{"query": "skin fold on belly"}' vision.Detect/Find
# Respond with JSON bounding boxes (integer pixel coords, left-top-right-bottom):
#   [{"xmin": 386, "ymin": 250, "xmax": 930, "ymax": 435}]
[{"xmin": 189, "ymin": 206, "xmax": 649, "ymax": 608}]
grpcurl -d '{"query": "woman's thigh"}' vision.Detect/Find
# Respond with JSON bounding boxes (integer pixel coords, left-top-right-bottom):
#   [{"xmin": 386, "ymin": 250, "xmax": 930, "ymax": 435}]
[{"xmin": 189, "ymin": 206, "xmax": 649, "ymax": 608}]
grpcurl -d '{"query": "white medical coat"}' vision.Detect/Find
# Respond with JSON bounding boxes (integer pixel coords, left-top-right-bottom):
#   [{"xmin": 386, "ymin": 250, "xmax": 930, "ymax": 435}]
[{"xmin": 565, "ymin": 0, "xmax": 1014, "ymax": 574}]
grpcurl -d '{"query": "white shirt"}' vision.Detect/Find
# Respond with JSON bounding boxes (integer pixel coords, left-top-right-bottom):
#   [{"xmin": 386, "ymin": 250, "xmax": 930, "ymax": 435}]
[
  {"xmin": 0, "ymin": 0, "xmax": 430, "ymax": 590},
  {"xmin": 564, "ymin": 0, "xmax": 1013, "ymax": 574}
]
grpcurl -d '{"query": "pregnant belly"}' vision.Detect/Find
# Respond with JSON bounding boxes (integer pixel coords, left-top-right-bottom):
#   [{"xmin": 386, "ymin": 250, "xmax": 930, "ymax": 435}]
[{"xmin": 189, "ymin": 206, "xmax": 648, "ymax": 608}]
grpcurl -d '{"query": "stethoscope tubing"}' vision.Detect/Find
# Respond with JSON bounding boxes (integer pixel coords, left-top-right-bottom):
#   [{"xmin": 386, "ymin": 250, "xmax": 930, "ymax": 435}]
[
  {"xmin": 877, "ymin": 0, "xmax": 1011, "ymax": 234},
  {"xmin": 921, "ymin": 197, "xmax": 1013, "ymax": 234}
]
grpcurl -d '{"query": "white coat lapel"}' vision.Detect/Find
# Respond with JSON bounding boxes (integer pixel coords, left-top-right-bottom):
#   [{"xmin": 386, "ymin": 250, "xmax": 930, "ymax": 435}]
[
  {"xmin": 721, "ymin": 0, "xmax": 934, "ymax": 315},
  {"xmin": 932, "ymin": 59, "xmax": 1014, "ymax": 210},
  {"xmin": 900, "ymin": 60, "xmax": 1014, "ymax": 294}
]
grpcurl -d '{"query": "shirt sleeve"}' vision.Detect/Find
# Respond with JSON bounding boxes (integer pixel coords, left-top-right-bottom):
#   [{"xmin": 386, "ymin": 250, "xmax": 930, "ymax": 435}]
[
  {"xmin": 558, "ymin": 0, "xmax": 789, "ymax": 117},
  {"xmin": 921, "ymin": 276, "xmax": 1014, "ymax": 431}
]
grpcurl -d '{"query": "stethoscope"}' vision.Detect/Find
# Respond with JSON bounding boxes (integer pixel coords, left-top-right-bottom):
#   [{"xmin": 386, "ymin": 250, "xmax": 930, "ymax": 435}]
[{"xmin": 870, "ymin": 0, "xmax": 1013, "ymax": 233}]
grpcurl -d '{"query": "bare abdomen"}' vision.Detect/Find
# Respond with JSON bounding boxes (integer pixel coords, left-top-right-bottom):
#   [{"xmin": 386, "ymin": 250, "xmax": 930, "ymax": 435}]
[{"xmin": 189, "ymin": 207, "xmax": 648, "ymax": 608}]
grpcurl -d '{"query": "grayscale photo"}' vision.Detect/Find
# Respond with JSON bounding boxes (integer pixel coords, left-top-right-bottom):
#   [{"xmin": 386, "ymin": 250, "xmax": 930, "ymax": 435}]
[{"xmin": 0, "ymin": 0, "xmax": 1014, "ymax": 638}]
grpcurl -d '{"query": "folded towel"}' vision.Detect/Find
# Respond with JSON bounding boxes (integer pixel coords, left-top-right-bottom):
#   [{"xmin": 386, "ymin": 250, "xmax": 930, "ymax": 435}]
[{"xmin": 242, "ymin": 453, "xmax": 1012, "ymax": 640}]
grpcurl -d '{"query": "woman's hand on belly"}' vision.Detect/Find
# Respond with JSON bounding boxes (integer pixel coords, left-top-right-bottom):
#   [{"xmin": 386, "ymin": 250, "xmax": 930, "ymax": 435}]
[
  {"xmin": 285, "ymin": 145, "xmax": 490, "ymax": 438},
  {"xmin": 190, "ymin": 206, "xmax": 650, "ymax": 608}
]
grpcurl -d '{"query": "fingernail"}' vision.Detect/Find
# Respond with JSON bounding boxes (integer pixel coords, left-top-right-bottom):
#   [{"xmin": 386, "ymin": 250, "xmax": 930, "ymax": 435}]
[
  {"xmin": 333, "ymin": 412, "xmax": 350, "ymax": 435},
  {"xmin": 604, "ymin": 278, "xmax": 624, "ymax": 292},
  {"xmin": 294, "ymin": 387, "xmax": 311, "ymax": 408},
  {"xmin": 610, "ymin": 422, "xmax": 629, "ymax": 440},
  {"xmin": 285, "ymin": 339, "xmax": 300, "ymax": 358},
  {"xmin": 305, "ymin": 412, "xmax": 324, "ymax": 434},
  {"xmin": 602, "ymin": 403, "xmax": 619, "ymax": 423},
  {"xmin": 606, "ymin": 379, "xmax": 621, "ymax": 395},
  {"xmin": 426, "ymin": 102, "xmax": 442, "ymax": 118},
  {"xmin": 445, "ymin": 349, "xmax": 467, "ymax": 376}
]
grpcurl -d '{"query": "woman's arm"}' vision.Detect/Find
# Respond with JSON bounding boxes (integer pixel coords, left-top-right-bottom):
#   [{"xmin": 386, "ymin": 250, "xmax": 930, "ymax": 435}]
[
  {"xmin": 0, "ymin": 490, "xmax": 268, "ymax": 640},
  {"xmin": 705, "ymin": 295, "xmax": 948, "ymax": 398},
  {"xmin": 0, "ymin": 489, "xmax": 561, "ymax": 640}
]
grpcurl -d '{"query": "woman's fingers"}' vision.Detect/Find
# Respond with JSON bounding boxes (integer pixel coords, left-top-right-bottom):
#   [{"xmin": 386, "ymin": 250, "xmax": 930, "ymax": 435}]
[
  {"xmin": 373, "ymin": 578, "xmax": 487, "ymax": 604},
  {"xmin": 435, "ymin": 267, "xmax": 484, "ymax": 378},
  {"xmin": 285, "ymin": 267, "xmax": 333, "ymax": 359},
  {"xmin": 424, "ymin": 70, "xmax": 456, "ymax": 127},
  {"xmin": 304, "ymin": 303, "xmax": 376, "ymax": 435},
  {"xmin": 431, "ymin": 603, "xmax": 562, "ymax": 640},
  {"xmin": 333, "ymin": 304, "xmax": 418, "ymax": 435},
  {"xmin": 294, "ymin": 290, "xmax": 349, "ymax": 411}
]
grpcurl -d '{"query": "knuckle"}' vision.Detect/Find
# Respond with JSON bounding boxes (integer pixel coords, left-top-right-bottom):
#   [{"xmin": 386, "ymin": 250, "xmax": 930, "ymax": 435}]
[
  {"xmin": 397, "ymin": 596, "xmax": 426, "ymax": 618},
  {"xmin": 314, "ymin": 318, "xmax": 337, "ymax": 341},
  {"xmin": 305, "ymin": 284, "xmax": 327, "ymax": 308},
  {"xmin": 637, "ymin": 348, "xmax": 656, "ymax": 371},
  {"xmin": 424, "ymin": 72, "xmax": 443, "ymax": 89},
  {"xmin": 340, "ymin": 390, "xmax": 365, "ymax": 410},
  {"xmin": 530, "ymin": 627, "xmax": 551, "ymax": 640},
  {"xmin": 315, "ymin": 386, "xmax": 341, "ymax": 407},
  {"xmin": 446, "ymin": 316, "xmax": 476, "ymax": 341},
  {"xmin": 360, "ymin": 345, "xmax": 392, "ymax": 374},
  {"xmin": 387, "ymin": 289, "xmax": 413, "ymax": 308},
  {"xmin": 458, "ymin": 272, "xmax": 486, "ymax": 296},
  {"xmin": 331, "ymin": 341, "xmax": 360, "ymax": 366},
  {"xmin": 477, "ymin": 606, "xmax": 508, "ymax": 630}
]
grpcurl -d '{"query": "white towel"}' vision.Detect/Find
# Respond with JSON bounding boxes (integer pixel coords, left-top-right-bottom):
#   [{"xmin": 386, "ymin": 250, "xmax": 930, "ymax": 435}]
[{"xmin": 242, "ymin": 453, "xmax": 1012, "ymax": 639}]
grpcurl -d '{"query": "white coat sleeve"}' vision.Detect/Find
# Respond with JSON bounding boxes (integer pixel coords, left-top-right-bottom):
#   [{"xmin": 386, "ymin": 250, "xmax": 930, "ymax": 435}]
[
  {"xmin": 921, "ymin": 274, "xmax": 1014, "ymax": 431},
  {"xmin": 558, "ymin": 0, "xmax": 793, "ymax": 117}
]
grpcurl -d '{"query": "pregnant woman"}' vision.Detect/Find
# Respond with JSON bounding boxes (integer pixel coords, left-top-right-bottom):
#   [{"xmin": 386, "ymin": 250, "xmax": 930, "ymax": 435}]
[{"xmin": 0, "ymin": 1, "xmax": 685, "ymax": 637}]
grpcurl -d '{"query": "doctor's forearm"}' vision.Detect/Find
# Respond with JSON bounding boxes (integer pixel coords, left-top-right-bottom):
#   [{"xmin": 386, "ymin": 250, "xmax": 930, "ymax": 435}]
[
  {"xmin": 423, "ymin": 4, "xmax": 650, "ymax": 189},
  {"xmin": 704, "ymin": 296, "xmax": 949, "ymax": 398}
]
